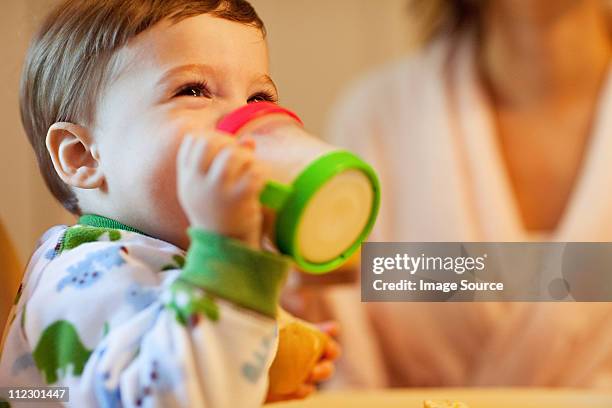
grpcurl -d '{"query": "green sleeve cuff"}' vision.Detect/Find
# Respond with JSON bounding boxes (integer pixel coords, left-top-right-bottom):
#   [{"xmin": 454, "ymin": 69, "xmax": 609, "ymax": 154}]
[{"xmin": 179, "ymin": 228, "xmax": 290, "ymax": 318}]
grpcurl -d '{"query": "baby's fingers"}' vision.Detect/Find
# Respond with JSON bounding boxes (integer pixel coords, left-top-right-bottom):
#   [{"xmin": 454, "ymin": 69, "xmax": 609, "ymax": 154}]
[
  {"xmin": 209, "ymin": 145, "xmax": 254, "ymax": 185},
  {"xmin": 266, "ymin": 383, "xmax": 315, "ymax": 403},
  {"xmin": 322, "ymin": 337, "xmax": 341, "ymax": 361},
  {"xmin": 178, "ymin": 132, "xmax": 235, "ymax": 175},
  {"xmin": 307, "ymin": 360, "xmax": 335, "ymax": 383},
  {"xmin": 317, "ymin": 321, "xmax": 340, "ymax": 338},
  {"xmin": 293, "ymin": 383, "xmax": 316, "ymax": 399},
  {"xmin": 189, "ymin": 137, "xmax": 208, "ymax": 173},
  {"xmin": 197, "ymin": 134, "xmax": 235, "ymax": 174},
  {"xmin": 207, "ymin": 145, "xmax": 240, "ymax": 185},
  {"xmin": 239, "ymin": 137, "xmax": 256, "ymax": 150},
  {"xmin": 233, "ymin": 162, "xmax": 265, "ymax": 198},
  {"xmin": 177, "ymin": 135, "xmax": 196, "ymax": 168}
]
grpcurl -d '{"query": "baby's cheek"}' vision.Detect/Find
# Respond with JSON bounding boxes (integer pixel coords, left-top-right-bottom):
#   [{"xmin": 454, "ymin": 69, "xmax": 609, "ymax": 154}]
[
  {"xmin": 148, "ymin": 140, "xmax": 182, "ymax": 207},
  {"xmin": 146, "ymin": 143, "xmax": 190, "ymax": 245}
]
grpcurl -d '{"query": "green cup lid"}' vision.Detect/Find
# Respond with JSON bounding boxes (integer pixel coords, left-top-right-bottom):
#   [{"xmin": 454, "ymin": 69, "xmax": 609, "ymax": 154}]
[{"xmin": 260, "ymin": 150, "xmax": 381, "ymax": 274}]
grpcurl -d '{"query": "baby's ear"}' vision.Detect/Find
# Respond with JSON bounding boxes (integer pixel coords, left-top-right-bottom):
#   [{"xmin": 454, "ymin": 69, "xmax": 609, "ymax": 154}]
[{"xmin": 46, "ymin": 122, "xmax": 105, "ymax": 189}]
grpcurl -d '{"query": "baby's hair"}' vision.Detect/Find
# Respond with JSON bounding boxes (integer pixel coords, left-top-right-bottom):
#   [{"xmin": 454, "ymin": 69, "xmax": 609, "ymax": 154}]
[{"xmin": 20, "ymin": 0, "xmax": 265, "ymax": 215}]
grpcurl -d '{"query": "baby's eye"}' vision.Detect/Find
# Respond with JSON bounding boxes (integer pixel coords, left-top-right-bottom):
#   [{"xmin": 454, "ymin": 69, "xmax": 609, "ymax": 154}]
[
  {"xmin": 174, "ymin": 82, "xmax": 212, "ymax": 98},
  {"xmin": 248, "ymin": 92, "xmax": 277, "ymax": 104}
]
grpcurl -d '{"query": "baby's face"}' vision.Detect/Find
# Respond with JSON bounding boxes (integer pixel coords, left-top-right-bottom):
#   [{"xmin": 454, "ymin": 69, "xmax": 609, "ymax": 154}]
[{"xmin": 92, "ymin": 14, "xmax": 276, "ymax": 248}]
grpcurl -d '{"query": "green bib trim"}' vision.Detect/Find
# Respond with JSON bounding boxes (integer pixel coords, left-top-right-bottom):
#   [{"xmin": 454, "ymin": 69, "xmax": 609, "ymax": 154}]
[{"xmin": 78, "ymin": 214, "xmax": 144, "ymax": 235}]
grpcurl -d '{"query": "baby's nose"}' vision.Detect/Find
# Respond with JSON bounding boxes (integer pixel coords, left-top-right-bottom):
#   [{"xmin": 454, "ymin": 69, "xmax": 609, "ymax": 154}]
[{"xmin": 215, "ymin": 100, "xmax": 250, "ymax": 127}]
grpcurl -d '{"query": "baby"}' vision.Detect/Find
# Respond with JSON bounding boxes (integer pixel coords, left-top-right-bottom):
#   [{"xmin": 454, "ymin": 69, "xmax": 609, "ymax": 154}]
[{"xmin": 0, "ymin": 0, "xmax": 338, "ymax": 406}]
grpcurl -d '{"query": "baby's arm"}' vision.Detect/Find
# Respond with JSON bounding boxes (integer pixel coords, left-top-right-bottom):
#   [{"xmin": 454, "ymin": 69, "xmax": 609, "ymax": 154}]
[
  {"xmin": 23, "ymin": 133, "xmax": 286, "ymax": 407},
  {"xmin": 23, "ymin": 229, "xmax": 287, "ymax": 408}
]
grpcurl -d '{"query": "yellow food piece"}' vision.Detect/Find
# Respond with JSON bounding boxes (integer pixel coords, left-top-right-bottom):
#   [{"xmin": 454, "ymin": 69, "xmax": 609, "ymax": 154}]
[
  {"xmin": 268, "ymin": 321, "xmax": 328, "ymax": 396},
  {"xmin": 424, "ymin": 401, "xmax": 470, "ymax": 408}
]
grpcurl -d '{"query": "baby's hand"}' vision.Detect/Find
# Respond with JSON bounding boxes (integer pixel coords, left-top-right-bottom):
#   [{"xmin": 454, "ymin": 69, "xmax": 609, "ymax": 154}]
[
  {"xmin": 266, "ymin": 321, "xmax": 341, "ymax": 403},
  {"xmin": 177, "ymin": 133, "xmax": 265, "ymax": 248}
]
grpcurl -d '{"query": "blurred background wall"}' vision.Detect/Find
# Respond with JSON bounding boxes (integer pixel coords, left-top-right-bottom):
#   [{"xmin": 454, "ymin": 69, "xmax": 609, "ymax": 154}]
[
  {"xmin": 0, "ymin": 0, "xmax": 409, "ymax": 265},
  {"xmin": 0, "ymin": 0, "xmax": 71, "ymax": 267}
]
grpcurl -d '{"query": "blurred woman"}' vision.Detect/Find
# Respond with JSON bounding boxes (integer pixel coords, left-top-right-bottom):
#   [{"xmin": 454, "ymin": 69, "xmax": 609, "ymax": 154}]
[{"xmin": 324, "ymin": 0, "xmax": 612, "ymax": 389}]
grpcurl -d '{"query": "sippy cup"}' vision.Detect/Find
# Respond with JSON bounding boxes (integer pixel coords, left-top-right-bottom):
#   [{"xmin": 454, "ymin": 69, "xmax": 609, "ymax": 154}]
[{"xmin": 217, "ymin": 102, "xmax": 380, "ymax": 273}]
